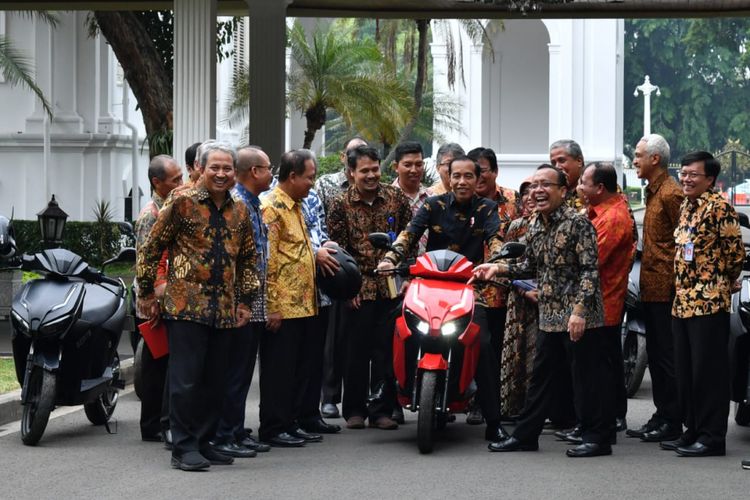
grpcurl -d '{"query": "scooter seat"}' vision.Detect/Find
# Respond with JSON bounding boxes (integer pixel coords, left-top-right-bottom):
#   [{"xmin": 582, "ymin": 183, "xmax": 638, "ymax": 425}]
[{"xmin": 80, "ymin": 283, "xmax": 120, "ymax": 326}]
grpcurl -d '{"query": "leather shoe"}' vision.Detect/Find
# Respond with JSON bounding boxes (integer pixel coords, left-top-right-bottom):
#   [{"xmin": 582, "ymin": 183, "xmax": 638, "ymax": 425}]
[
  {"xmin": 321, "ymin": 403, "xmax": 340, "ymax": 419},
  {"xmin": 640, "ymin": 423, "xmax": 682, "ymax": 443},
  {"xmin": 392, "ymin": 406, "xmax": 405, "ymax": 425},
  {"xmin": 466, "ymin": 407, "xmax": 484, "ymax": 425},
  {"xmin": 554, "ymin": 425, "xmax": 581, "ymax": 442},
  {"xmin": 346, "ymin": 416, "xmax": 366, "ymax": 429},
  {"xmin": 742, "ymin": 458, "xmax": 750, "ymax": 470},
  {"xmin": 267, "ymin": 432, "xmax": 305, "ymax": 447},
  {"xmin": 300, "ymin": 418, "xmax": 341, "ymax": 434},
  {"xmin": 238, "ymin": 436, "xmax": 271, "ymax": 452},
  {"xmin": 485, "ymin": 424, "xmax": 511, "ymax": 442},
  {"xmin": 291, "ymin": 427, "xmax": 323, "ymax": 442},
  {"xmin": 660, "ymin": 436, "xmax": 694, "ymax": 451},
  {"xmin": 369, "ymin": 416, "xmax": 399, "ymax": 430},
  {"xmin": 200, "ymin": 447, "xmax": 234, "ymax": 465},
  {"xmin": 162, "ymin": 429, "xmax": 173, "ymax": 451},
  {"xmin": 488, "ymin": 436, "xmax": 538, "ymax": 452},
  {"xmin": 171, "ymin": 451, "xmax": 210, "ymax": 471},
  {"xmin": 615, "ymin": 418, "xmax": 627, "ymax": 433},
  {"xmin": 566, "ymin": 442, "xmax": 612, "ymax": 457},
  {"xmin": 675, "ymin": 442, "xmax": 725, "ymax": 457},
  {"xmin": 625, "ymin": 421, "xmax": 658, "ymax": 438},
  {"xmin": 212, "ymin": 442, "xmax": 257, "ymax": 458}
]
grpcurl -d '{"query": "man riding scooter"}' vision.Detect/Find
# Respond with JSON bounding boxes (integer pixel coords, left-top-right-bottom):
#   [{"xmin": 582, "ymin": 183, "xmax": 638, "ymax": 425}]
[{"xmin": 377, "ymin": 155, "xmax": 509, "ymax": 443}]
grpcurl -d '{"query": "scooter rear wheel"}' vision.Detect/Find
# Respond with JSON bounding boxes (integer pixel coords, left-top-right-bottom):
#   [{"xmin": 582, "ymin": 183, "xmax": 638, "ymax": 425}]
[
  {"xmin": 21, "ymin": 367, "xmax": 56, "ymax": 446},
  {"xmin": 84, "ymin": 354, "xmax": 120, "ymax": 425},
  {"xmin": 417, "ymin": 371, "xmax": 439, "ymax": 454}
]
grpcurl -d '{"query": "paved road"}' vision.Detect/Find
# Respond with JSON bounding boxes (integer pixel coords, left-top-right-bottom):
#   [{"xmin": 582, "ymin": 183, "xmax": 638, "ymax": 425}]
[{"xmin": 1, "ymin": 372, "xmax": 749, "ymax": 500}]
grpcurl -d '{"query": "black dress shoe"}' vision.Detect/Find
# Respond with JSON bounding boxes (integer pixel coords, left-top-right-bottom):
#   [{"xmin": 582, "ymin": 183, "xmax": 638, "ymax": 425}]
[
  {"xmin": 566, "ymin": 442, "xmax": 612, "ymax": 458},
  {"xmin": 742, "ymin": 458, "xmax": 750, "ymax": 470},
  {"xmin": 392, "ymin": 406, "xmax": 405, "ymax": 425},
  {"xmin": 300, "ymin": 418, "xmax": 341, "ymax": 434},
  {"xmin": 321, "ymin": 403, "xmax": 340, "ymax": 419},
  {"xmin": 291, "ymin": 427, "xmax": 323, "ymax": 443},
  {"xmin": 267, "ymin": 432, "xmax": 305, "ymax": 448},
  {"xmin": 238, "ymin": 436, "xmax": 271, "ymax": 452},
  {"xmin": 615, "ymin": 418, "xmax": 627, "ymax": 433},
  {"xmin": 485, "ymin": 424, "xmax": 511, "ymax": 442},
  {"xmin": 625, "ymin": 421, "xmax": 658, "ymax": 438},
  {"xmin": 171, "ymin": 451, "xmax": 210, "ymax": 471},
  {"xmin": 660, "ymin": 436, "xmax": 694, "ymax": 451},
  {"xmin": 212, "ymin": 442, "xmax": 257, "ymax": 458},
  {"xmin": 555, "ymin": 425, "xmax": 582, "ymax": 443},
  {"xmin": 676, "ymin": 442, "xmax": 725, "ymax": 457},
  {"xmin": 488, "ymin": 436, "xmax": 539, "ymax": 452},
  {"xmin": 640, "ymin": 424, "xmax": 682, "ymax": 443},
  {"xmin": 200, "ymin": 447, "xmax": 235, "ymax": 465}
]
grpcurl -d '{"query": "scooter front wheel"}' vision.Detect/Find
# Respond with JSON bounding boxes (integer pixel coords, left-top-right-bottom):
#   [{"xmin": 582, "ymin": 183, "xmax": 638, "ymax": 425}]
[
  {"xmin": 21, "ymin": 367, "xmax": 56, "ymax": 446},
  {"xmin": 417, "ymin": 371, "xmax": 439, "ymax": 454},
  {"xmin": 84, "ymin": 354, "xmax": 120, "ymax": 425}
]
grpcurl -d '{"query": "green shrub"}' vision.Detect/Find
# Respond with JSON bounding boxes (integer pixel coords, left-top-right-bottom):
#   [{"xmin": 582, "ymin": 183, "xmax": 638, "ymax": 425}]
[{"xmin": 317, "ymin": 154, "xmax": 342, "ymax": 177}]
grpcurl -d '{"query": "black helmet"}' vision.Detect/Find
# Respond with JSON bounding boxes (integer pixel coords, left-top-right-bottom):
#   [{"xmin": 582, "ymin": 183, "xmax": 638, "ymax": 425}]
[
  {"xmin": 317, "ymin": 245, "xmax": 362, "ymax": 300},
  {"xmin": 0, "ymin": 216, "xmax": 16, "ymax": 259}
]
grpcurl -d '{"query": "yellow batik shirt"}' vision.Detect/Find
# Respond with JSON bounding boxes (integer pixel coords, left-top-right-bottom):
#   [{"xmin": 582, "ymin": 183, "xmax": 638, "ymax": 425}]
[
  {"xmin": 673, "ymin": 190, "xmax": 745, "ymax": 319},
  {"xmin": 262, "ymin": 186, "xmax": 318, "ymax": 319}
]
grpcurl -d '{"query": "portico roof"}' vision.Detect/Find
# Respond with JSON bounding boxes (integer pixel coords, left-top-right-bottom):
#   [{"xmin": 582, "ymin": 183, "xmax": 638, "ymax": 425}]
[{"xmin": 2, "ymin": 0, "xmax": 750, "ymax": 18}]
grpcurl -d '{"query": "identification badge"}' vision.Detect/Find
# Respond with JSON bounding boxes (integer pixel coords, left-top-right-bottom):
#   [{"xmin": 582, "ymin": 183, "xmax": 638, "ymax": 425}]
[{"xmin": 683, "ymin": 242, "xmax": 694, "ymax": 262}]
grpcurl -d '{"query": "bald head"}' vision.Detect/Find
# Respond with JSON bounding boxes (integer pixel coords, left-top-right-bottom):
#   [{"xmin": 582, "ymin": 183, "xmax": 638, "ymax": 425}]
[
  {"xmin": 237, "ymin": 146, "xmax": 273, "ymax": 195},
  {"xmin": 148, "ymin": 154, "xmax": 183, "ymax": 199}
]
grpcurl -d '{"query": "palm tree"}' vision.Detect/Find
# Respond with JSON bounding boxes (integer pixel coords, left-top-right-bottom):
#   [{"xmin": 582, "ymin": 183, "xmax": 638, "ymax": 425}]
[
  {"xmin": 0, "ymin": 12, "xmax": 57, "ymax": 116},
  {"xmin": 287, "ymin": 21, "xmax": 411, "ymax": 149}
]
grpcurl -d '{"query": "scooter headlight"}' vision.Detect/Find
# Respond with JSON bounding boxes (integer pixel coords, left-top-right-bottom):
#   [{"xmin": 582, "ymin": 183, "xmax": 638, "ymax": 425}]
[
  {"xmin": 404, "ymin": 308, "xmax": 430, "ymax": 335},
  {"xmin": 440, "ymin": 314, "xmax": 471, "ymax": 337},
  {"xmin": 11, "ymin": 310, "xmax": 29, "ymax": 336}
]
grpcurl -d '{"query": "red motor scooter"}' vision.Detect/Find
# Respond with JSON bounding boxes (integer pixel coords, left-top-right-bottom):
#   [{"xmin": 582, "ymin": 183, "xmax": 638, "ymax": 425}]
[{"xmin": 369, "ymin": 233, "xmax": 524, "ymax": 453}]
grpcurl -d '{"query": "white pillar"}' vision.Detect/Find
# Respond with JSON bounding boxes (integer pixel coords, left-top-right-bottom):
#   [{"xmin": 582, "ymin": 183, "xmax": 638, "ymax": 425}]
[
  {"xmin": 430, "ymin": 24, "xmax": 449, "ymax": 158},
  {"xmin": 173, "ymin": 0, "xmax": 217, "ymax": 162},
  {"xmin": 246, "ymin": 0, "xmax": 290, "ymax": 163}
]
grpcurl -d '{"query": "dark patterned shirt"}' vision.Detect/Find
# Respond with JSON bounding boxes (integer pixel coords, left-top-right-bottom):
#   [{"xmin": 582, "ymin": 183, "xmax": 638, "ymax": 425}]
[
  {"xmin": 480, "ymin": 186, "xmax": 522, "ymax": 308},
  {"xmin": 505, "ymin": 204, "xmax": 604, "ymax": 332},
  {"xmin": 232, "ymin": 183, "xmax": 267, "ymax": 323},
  {"xmin": 328, "ymin": 184, "xmax": 412, "ymax": 301},
  {"xmin": 136, "ymin": 184, "xmax": 260, "ymax": 329},
  {"xmin": 315, "ymin": 169, "xmax": 349, "ymax": 215},
  {"xmin": 641, "ymin": 169, "xmax": 684, "ymax": 302},
  {"xmin": 673, "ymin": 190, "xmax": 744, "ymax": 318}
]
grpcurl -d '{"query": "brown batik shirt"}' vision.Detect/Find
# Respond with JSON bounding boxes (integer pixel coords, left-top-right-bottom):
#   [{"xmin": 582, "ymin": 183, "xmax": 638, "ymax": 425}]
[
  {"xmin": 327, "ymin": 184, "xmax": 412, "ymax": 301},
  {"xmin": 672, "ymin": 190, "xmax": 744, "ymax": 319},
  {"xmin": 641, "ymin": 169, "xmax": 684, "ymax": 302},
  {"xmin": 136, "ymin": 183, "xmax": 259, "ymax": 329}
]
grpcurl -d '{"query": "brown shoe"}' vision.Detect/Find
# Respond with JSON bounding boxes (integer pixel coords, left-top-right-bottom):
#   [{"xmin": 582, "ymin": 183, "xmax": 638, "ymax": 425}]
[
  {"xmin": 369, "ymin": 416, "xmax": 398, "ymax": 430},
  {"xmin": 346, "ymin": 416, "xmax": 366, "ymax": 429}
]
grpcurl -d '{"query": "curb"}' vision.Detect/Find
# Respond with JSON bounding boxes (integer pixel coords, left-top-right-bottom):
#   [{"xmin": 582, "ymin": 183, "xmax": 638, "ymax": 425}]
[{"xmin": 0, "ymin": 357, "xmax": 135, "ymax": 428}]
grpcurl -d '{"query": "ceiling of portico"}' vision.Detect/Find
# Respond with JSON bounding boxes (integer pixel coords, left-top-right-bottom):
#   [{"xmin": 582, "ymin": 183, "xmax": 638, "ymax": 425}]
[{"xmin": 1, "ymin": 0, "xmax": 750, "ymax": 18}]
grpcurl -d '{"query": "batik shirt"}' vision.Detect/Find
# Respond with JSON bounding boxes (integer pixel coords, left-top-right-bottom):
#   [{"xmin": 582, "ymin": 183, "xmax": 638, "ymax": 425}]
[
  {"xmin": 505, "ymin": 204, "xmax": 604, "ymax": 332},
  {"xmin": 672, "ymin": 190, "xmax": 744, "ymax": 319},
  {"xmin": 262, "ymin": 186, "xmax": 317, "ymax": 319},
  {"xmin": 328, "ymin": 184, "xmax": 412, "ymax": 301},
  {"xmin": 588, "ymin": 195, "xmax": 636, "ymax": 326},
  {"xmin": 315, "ymin": 169, "xmax": 349, "ymax": 215},
  {"xmin": 387, "ymin": 193, "xmax": 503, "ymax": 307},
  {"xmin": 134, "ymin": 192, "xmax": 168, "ymax": 296},
  {"xmin": 136, "ymin": 183, "xmax": 259, "ymax": 329},
  {"xmin": 233, "ymin": 183, "xmax": 268, "ymax": 322},
  {"xmin": 480, "ymin": 186, "xmax": 522, "ymax": 309},
  {"xmin": 391, "ymin": 178, "xmax": 432, "ymax": 255},
  {"xmin": 641, "ymin": 169, "xmax": 684, "ymax": 302}
]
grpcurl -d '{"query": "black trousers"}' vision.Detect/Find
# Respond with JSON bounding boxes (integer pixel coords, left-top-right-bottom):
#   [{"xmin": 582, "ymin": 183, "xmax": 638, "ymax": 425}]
[
  {"xmin": 135, "ymin": 318, "xmax": 169, "ymax": 438},
  {"xmin": 321, "ymin": 300, "xmax": 347, "ymax": 405},
  {"xmin": 601, "ymin": 324, "xmax": 628, "ymax": 420},
  {"xmin": 258, "ymin": 313, "xmax": 326, "ymax": 440},
  {"xmin": 513, "ymin": 328, "xmax": 612, "ymax": 445},
  {"xmin": 486, "ymin": 307, "xmax": 507, "ymax": 415},
  {"xmin": 165, "ymin": 320, "xmax": 231, "ymax": 457},
  {"xmin": 342, "ymin": 298, "xmax": 399, "ymax": 420},
  {"xmin": 672, "ymin": 312, "xmax": 730, "ymax": 448},
  {"xmin": 643, "ymin": 301, "xmax": 680, "ymax": 425},
  {"xmin": 214, "ymin": 323, "xmax": 260, "ymax": 443}
]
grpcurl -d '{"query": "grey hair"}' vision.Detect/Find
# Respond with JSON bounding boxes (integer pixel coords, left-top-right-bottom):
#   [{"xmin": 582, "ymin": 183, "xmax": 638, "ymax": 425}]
[
  {"xmin": 199, "ymin": 141, "xmax": 237, "ymax": 168},
  {"xmin": 436, "ymin": 143, "xmax": 465, "ymax": 165},
  {"xmin": 549, "ymin": 139, "xmax": 584, "ymax": 161},
  {"xmin": 147, "ymin": 154, "xmax": 178, "ymax": 188},
  {"xmin": 639, "ymin": 134, "xmax": 670, "ymax": 168}
]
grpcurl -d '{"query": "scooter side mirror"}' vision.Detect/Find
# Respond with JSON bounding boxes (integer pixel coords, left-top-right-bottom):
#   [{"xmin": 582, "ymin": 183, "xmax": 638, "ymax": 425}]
[
  {"xmin": 738, "ymin": 212, "xmax": 750, "ymax": 230},
  {"xmin": 101, "ymin": 247, "xmax": 136, "ymax": 271},
  {"xmin": 368, "ymin": 232, "xmax": 392, "ymax": 250},
  {"xmin": 498, "ymin": 242, "xmax": 526, "ymax": 259}
]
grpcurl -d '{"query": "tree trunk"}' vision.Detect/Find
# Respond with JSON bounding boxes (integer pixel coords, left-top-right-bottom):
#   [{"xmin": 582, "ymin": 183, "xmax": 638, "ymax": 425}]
[
  {"xmin": 303, "ymin": 103, "xmax": 326, "ymax": 149},
  {"xmin": 94, "ymin": 11, "xmax": 173, "ymax": 158},
  {"xmin": 383, "ymin": 19, "xmax": 429, "ymax": 166}
]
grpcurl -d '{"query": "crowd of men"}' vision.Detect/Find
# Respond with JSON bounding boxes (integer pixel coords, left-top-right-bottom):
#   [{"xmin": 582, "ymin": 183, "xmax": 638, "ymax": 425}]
[{"xmin": 133, "ymin": 133, "xmax": 748, "ymax": 471}]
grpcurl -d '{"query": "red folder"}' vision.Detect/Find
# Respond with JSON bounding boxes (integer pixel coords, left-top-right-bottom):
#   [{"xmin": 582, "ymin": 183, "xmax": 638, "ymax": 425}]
[{"xmin": 138, "ymin": 321, "xmax": 169, "ymax": 359}]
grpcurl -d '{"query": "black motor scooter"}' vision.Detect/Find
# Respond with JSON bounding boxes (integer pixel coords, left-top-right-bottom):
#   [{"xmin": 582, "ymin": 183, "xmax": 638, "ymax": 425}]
[{"xmin": 0, "ymin": 215, "xmax": 135, "ymax": 445}]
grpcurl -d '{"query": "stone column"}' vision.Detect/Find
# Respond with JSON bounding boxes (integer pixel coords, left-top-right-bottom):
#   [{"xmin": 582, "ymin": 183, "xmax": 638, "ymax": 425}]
[
  {"xmin": 173, "ymin": 0, "xmax": 217, "ymax": 162},
  {"xmin": 246, "ymin": 0, "xmax": 290, "ymax": 163}
]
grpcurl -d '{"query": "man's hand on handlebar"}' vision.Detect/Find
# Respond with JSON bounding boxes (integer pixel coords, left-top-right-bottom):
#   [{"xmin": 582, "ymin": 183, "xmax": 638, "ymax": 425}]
[
  {"xmin": 377, "ymin": 260, "xmax": 395, "ymax": 273},
  {"xmin": 468, "ymin": 263, "xmax": 500, "ymax": 284}
]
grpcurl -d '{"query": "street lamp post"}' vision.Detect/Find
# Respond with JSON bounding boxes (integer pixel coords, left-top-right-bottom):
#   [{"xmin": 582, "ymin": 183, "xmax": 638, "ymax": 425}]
[{"xmin": 634, "ymin": 75, "xmax": 661, "ymax": 136}]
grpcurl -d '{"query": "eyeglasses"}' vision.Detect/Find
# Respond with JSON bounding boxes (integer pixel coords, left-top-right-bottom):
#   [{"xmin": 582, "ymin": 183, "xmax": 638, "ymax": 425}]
[
  {"xmin": 528, "ymin": 181, "xmax": 562, "ymax": 190},
  {"xmin": 254, "ymin": 164, "xmax": 276, "ymax": 174},
  {"xmin": 678, "ymin": 171, "xmax": 707, "ymax": 180}
]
